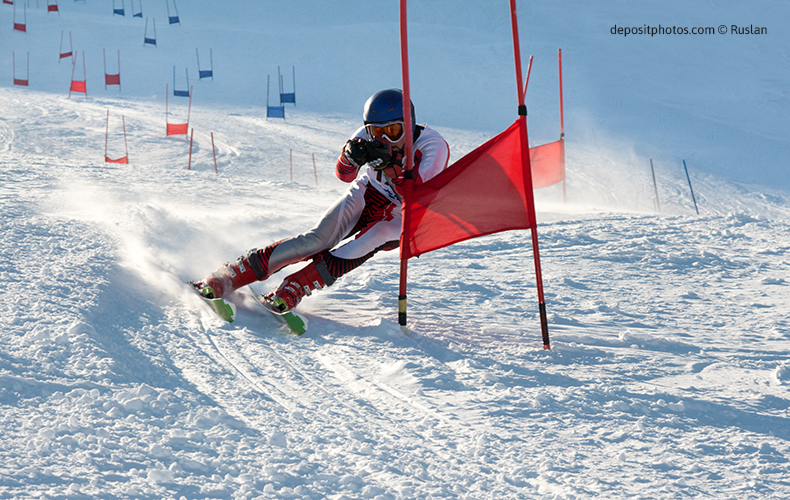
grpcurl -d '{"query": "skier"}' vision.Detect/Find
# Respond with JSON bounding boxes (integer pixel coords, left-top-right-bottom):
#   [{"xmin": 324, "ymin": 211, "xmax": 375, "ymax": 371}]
[{"xmin": 194, "ymin": 89, "xmax": 451, "ymax": 313}]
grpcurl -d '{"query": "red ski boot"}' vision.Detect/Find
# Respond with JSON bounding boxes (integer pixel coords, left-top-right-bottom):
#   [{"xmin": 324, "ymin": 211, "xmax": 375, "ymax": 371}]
[
  {"xmin": 265, "ymin": 260, "xmax": 335, "ymax": 313},
  {"xmin": 197, "ymin": 249, "xmax": 270, "ymax": 299}
]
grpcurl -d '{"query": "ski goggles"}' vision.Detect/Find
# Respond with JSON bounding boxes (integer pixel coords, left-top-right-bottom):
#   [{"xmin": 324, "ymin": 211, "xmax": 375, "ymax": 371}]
[{"xmin": 366, "ymin": 121, "xmax": 405, "ymax": 142}]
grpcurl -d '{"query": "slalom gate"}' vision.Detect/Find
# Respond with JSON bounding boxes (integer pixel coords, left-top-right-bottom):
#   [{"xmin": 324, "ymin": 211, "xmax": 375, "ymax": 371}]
[
  {"xmin": 173, "ymin": 67, "xmax": 190, "ymax": 97},
  {"xmin": 523, "ymin": 48, "xmax": 566, "ymax": 200},
  {"xmin": 196, "ymin": 48, "xmax": 213, "ymax": 80},
  {"xmin": 68, "ymin": 51, "xmax": 88, "ymax": 99},
  {"xmin": 165, "ymin": 84, "xmax": 192, "ymax": 137},
  {"xmin": 143, "ymin": 18, "xmax": 156, "ymax": 47},
  {"xmin": 12, "ymin": 51, "xmax": 29, "ymax": 87},
  {"xmin": 266, "ymin": 75, "xmax": 285, "ymax": 119},
  {"xmin": 396, "ymin": 0, "xmax": 551, "ymax": 349},
  {"xmin": 59, "ymin": 31, "xmax": 74, "ymax": 63},
  {"xmin": 104, "ymin": 110, "xmax": 129, "ymax": 164},
  {"xmin": 166, "ymin": 0, "xmax": 180, "ymax": 25},
  {"xmin": 279, "ymin": 66, "xmax": 296, "ymax": 105},
  {"xmin": 104, "ymin": 49, "xmax": 122, "ymax": 90},
  {"xmin": 13, "ymin": 3, "xmax": 26, "ymax": 32}
]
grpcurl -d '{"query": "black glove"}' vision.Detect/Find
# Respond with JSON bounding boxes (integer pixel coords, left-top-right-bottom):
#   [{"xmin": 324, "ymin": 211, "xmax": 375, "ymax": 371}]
[
  {"xmin": 342, "ymin": 137, "xmax": 370, "ymax": 168},
  {"xmin": 365, "ymin": 140, "xmax": 400, "ymax": 171}
]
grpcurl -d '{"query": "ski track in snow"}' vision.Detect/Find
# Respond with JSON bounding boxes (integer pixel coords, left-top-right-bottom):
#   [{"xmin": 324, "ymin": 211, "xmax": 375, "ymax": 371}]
[{"xmin": 2, "ymin": 2, "xmax": 790, "ymax": 499}]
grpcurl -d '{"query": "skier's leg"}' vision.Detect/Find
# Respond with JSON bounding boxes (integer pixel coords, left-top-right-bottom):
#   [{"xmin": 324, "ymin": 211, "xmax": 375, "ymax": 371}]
[
  {"xmin": 262, "ymin": 255, "xmax": 336, "ymax": 313},
  {"xmin": 265, "ymin": 204, "xmax": 402, "ymax": 312},
  {"xmin": 196, "ymin": 181, "xmax": 367, "ymax": 298},
  {"xmin": 196, "ymin": 243, "xmax": 284, "ymax": 299},
  {"xmin": 264, "ymin": 179, "xmax": 368, "ymax": 274},
  {"xmin": 318, "ymin": 207, "xmax": 402, "ymax": 281}
]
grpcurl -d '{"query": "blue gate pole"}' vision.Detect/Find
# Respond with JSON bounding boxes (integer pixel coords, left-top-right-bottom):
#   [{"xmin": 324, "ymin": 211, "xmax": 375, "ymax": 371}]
[{"xmin": 683, "ymin": 160, "xmax": 699, "ymax": 215}]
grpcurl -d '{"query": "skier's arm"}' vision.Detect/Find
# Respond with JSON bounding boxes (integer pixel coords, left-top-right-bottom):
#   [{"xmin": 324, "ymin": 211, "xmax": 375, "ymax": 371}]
[
  {"xmin": 336, "ymin": 127, "xmax": 369, "ymax": 183},
  {"xmin": 336, "ymin": 152, "xmax": 360, "ymax": 182},
  {"xmin": 412, "ymin": 133, "xmax": 450, "ymax": 184}
]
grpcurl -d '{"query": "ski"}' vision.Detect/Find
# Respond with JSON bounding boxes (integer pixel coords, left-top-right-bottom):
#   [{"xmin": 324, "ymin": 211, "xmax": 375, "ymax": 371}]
[
  {"xmin": 187, "ymin": 281, "xmax": 306, "ymax": 335},
  {"xmin": 188, "ymin": 281, "xmax": 237, "ymax": 322},
  {"xmin": 247, "ymin": 286, "xmax": 308, "ymax": 335}
]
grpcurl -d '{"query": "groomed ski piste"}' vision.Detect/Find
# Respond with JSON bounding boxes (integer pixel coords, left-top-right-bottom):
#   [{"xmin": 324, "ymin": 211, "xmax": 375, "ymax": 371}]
[{"xmin": 2, "ymin": 1, "xmax": 790, "ymax": 498}]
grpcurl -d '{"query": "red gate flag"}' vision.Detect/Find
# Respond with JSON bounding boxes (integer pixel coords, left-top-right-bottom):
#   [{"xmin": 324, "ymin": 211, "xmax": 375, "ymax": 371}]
[
  {"xmin": 529, "ymin": 138, "xmax": 565, "ymax": 189},
  {"xmin": 166, "ymin": 123, "xmax": 188, "ymax": 136},
  {"xmin": 105, "ymin": 74, "xmax": 121, "ymax": 86},
  {"xmin": 165, "ymin": 84, "xmax": 192, "ymax": 136},
  {"xmin": 402, "ymin": 119, "xmax": 534, "ymax": 260},
  {"xmin": 105, "ymin": 155, "xmax": 129, "ymax": 164},
  {"xmin": 70, "ymin": 80, "xmax": 87, "ymax": 93},
  {"xmin": 69, "ymin": 51, "xmax": 88, "ymax": 99},
  {"xmin": 105, "ymin": 110, "xmax": 129, "ymax": 164}
]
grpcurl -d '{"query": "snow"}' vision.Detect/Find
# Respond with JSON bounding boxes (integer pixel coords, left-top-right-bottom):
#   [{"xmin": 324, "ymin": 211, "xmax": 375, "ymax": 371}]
[{"xmin": 2, "ymin": 1, "xmax": 789, "ymax": 498}]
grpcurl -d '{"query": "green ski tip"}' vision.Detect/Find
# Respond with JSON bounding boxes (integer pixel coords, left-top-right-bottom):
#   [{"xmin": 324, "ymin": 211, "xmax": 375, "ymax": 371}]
[
  {"xmin": 187, "ymin": 280, "xmax": 237, "ymax": 322},
  {"xmin": 282, "ymin": 311, "xmax": 307, "ymax": 335},
  {"xmin": 203, "ymin": 296, "xmax": 237, "ymax": 322}
]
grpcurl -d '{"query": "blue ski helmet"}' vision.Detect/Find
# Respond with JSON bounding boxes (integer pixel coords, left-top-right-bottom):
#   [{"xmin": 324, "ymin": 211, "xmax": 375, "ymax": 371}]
[{"xmin": 363, "ymin": 89, "xmax": 416, "ymax": 131}]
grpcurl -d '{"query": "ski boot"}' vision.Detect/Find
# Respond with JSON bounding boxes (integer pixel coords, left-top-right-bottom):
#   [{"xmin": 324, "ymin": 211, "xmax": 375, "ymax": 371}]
[
  {"xmin": 265, "ymin": 259, "xmax": 335, "ymax": 313},
  {"xmin": 196, "ymin": 249, "xmax": 270, "ymax": 299}
]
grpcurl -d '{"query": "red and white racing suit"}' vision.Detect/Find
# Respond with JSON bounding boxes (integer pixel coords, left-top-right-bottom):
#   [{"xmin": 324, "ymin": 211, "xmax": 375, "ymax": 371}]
[
  {"xmin": 264, "ymin": 124, "xmax": 450, "ymax": 280},
  {"xmin": 198, "ymin": 124, "xmax": 450, "ymax": 301}
]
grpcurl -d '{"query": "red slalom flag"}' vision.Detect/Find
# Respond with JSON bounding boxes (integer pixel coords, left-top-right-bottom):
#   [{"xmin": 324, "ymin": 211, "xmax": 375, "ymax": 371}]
[
  {"xmin": 70, "ymin": 80, "xmax": 87, "ymax": 93},
  {"xmin": 529, "ymin": 138, "xmax": 565, "ymax": 189},
  {"xmin": 402, "ymin": 119, "xmax": 534, "ymax": 259},
  {"xmin": 167, "ymin": 122, "xmax": 188, "ymax": 136},
  {"xmin": 104, "ymin": 155, "xmax": 129, "ymax": 164}
]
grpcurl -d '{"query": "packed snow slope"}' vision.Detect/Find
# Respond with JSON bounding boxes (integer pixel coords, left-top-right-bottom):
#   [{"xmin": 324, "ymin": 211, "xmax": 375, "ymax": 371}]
[{"xmin": 2, "ymin": 1, "xmax": 790, "ymax": 499}]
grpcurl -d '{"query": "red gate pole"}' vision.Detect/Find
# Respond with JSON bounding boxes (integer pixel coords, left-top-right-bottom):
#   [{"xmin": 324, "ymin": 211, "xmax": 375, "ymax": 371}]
[
  {"xmin": 509, "ymin": 0, "xmax": 551, "ymax": 349},
  {"xmin": 187, "ymin": 128, "xmax": 194, "ymax": 170},
  {"xmin": 68, "ymin": 51, "xmax": 78, "ymax": 98},
  {"xmin": 523, "ymin": 54, "xmax": 533, "ymax": 97},
  {"xmin": 104, "ymin": 109, "xmax": 110, "ymax": 159},
  {"xmin": 103, "ymin": 49, "xmax": 107, "ymax": 90},
  {"xmin": 185, "ymin": 85, "xmax": 193, "ymax": 139},
  {"xmin": 122, "ymin": 115, "xmax": 129, "ymax": 161},
  {"xmin": 559, "ymin": 49, "xmax": 565, "ymax": 140},
  {"xmin": 397, "ymin": 0, "xmax": 415, "ymax": 333},
  {"xmin": 82, "ymin": 52, "xmax": 88, "ymax": 100},
  {"xmin": 558, "ymin": 48, "xmax": 566, "ymax": 202},
  {"xmin": 312, "ymin": 153, "xmax": 318, "ymax": 185}
]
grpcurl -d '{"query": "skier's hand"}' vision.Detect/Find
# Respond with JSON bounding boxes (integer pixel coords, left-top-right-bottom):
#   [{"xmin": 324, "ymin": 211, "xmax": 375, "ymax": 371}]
[
  {"xmin": 366, "ymin": 140, "xmax": 399, "ymax": 171},
  {"xmin": 342, "ymin": 137, "xmax": 370, "ymax": 168}
]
